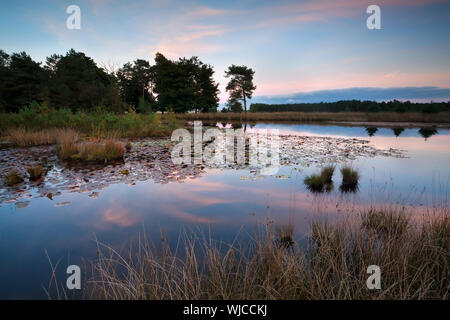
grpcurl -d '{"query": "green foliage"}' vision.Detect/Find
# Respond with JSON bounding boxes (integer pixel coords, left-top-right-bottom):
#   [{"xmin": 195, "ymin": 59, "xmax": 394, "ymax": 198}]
[
  {"xmin": 225, "ymin": 65, "xmax": 256, "ymax": 112},
  {"xmin": 340, "ymin": 167, "xmax": 360, "ymax": 192}
]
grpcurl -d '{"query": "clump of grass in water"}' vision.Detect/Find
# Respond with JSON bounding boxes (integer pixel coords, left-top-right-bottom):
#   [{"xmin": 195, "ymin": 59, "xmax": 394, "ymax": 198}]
[
  {"xmin": 4, "ymin": 170, "xmax": 24, "ymax": 186},
  {"xmin": 340, "ymin": 166, "xmax": 359, "ymax": 192},
  {"xmin": 304, "ymin": 165, "xmax": 335, "ymax": 193},
  {"xmin": 27, "ymin": 165, "xmax": 44, "ymax": 181},
  {"xmin": 304, "ymin": 174, "xmax": 325, "ymax": 192},
  {"xmin": 66, "ymin": 209, "xmax": 448, "ymax": 300},
  {"xmin": 275, "ymin": 223, "xmax": 295, "ymax": 249}
]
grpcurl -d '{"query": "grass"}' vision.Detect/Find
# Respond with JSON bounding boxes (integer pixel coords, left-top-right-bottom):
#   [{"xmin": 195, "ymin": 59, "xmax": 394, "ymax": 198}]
[
  {"xmin": 340, "ymin": 166, "xmax": 360, "ymax": 192},
  {"xmin": 27, "ymin": 165, "xmax": 44, "ymax": 181},
  {"xmin": 178, "ymin": 111, "xmax": 450, "ymax": 124},
  {"xmin": 304, "ymin": 166, "xmax": 335, "ymax": 192},
  {"xmin": 0, "ymin": 105, "xmax": 177, "ymax": 139},
  {"xmin": 6, "ymin": 128, "xmax": 79, "ymax": 147},
  {"xmin": 4, "ymin": 170, "xmax": 24, "ymax": 186},
  {"xmin": 304, "ymin": 174, "xmax": 325, "ymax": 192},
  {"xmin": 70, "ymin": 208, "xmax": 449, "ymax": 300},
  {"xmin": 58, "ymin": 140, "xmax": 125, "ymax": 162}
]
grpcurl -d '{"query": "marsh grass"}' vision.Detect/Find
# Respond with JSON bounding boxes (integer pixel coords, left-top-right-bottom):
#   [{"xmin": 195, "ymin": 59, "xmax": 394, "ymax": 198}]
[
  {"xmin": 340, "ymin": 166, "xmax": 360, "ymax": 192},
  {"xmin": 27, "ymin": 165, "xmax": 44, "ymax": 181},
  {"xmin": 7, "ymin": 128, "xmax": 80, "ymax": 147},
  {"xmin": 304, "ymin": 166, "xmax": 335, "ymax": 193},
  {"xmin": 304, "ymin": 174, "xmax": 325, "ymax": 192},
  {"xmin": 58, "ymin": 140, "xmax": 125, "ymax": 162},
  {"xmin": 4, "ymin": 170, "xmax": 24, "ymax": 186},
  {"xmin": 68, "ymin": 208, "xmax": 449, "ymax": 300},
  {"xmin": 178, "ymin": 111, "xmax": 450, "ymax": 124}
]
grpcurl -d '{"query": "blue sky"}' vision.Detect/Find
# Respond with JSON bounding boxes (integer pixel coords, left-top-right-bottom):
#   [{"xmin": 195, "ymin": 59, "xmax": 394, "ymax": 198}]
[{"xmin": 1, "ymin": 0, "xmax": 449, "ymax": 103}]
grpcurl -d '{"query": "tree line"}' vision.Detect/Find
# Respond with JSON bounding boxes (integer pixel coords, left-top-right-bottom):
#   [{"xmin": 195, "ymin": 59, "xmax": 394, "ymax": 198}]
[
  {"xmin": 0, "ymin": 49, "xmax": 257, "ymax": 114},
  {"xmin": 250, "ymin": 100, "xmax": 450, "ymax": 113}
]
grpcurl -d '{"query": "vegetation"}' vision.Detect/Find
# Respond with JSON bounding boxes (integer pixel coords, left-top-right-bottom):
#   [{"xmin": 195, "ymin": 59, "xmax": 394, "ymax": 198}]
[
  {"xmin": 304, "ymin": 174, "xmax": 325, "ymax": 192},
  {"xmin": 4, "ymin": 170, "xmax": 24, "ymax": 186},
  {"xmin": 57, "ymin": 140, "xmax": 125, "ymax": 162},
  {"xmin": 0, "ymin": 48, "xmax": 220, "ymax": 114},
  {"xmin": 27, "ymin": 165, "xmax": 44, "ymax": 181},
  {"xmin": 250, "ymin": 100, "xmax": 450, "ymax": 113},
  {"xmin": 179, "ymin": 111, "xmax": 450, "ymax": 123},
  {"xmin": 224, "ymin": 65, "xmax": 256, "ymax": 113},
  {"xmin": 73, "ymin": 208, "xmax": 449, "ymax": 300},
  {"xmin": 340, "ymin": 166, "xmax": 360, "ymax": 192},
  {"xmin": 0, "ymin": 104, "xmax": 176, "ymax": 138},
  {"xmin": 320, "ymin": 165, "xmax": 335, "ymax": 184},
  {"xmin": 7, "ymin": 127, "xmax": 79, "ymax": 147}
]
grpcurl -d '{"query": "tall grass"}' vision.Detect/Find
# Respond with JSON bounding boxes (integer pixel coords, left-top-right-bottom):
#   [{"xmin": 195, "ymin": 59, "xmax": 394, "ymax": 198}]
[
  {"xmin": 77, "ymin": 208, "xmax": 449, "ymax": 300},
  {"xmin": 6, "ymin": 128, "xmax": 79, "ymax": 147},
  {"xmin": 58, "ymin": 140, "xmax": 125, "ymax": 162},
  {"xmin": 0, "ymin": 104, "xmax": 177, "ymax": 138}
]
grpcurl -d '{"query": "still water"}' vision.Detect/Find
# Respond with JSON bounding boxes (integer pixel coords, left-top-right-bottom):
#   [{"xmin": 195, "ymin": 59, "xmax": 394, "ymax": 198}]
[{"xmin": 0, "ymin": 123, "xmax": 449, "ymax": 298}]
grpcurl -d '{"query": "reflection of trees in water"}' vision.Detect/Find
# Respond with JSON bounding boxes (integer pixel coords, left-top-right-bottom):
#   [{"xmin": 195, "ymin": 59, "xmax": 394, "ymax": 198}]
[
  {"xmin": 418, "ymin": 127, "xmax": 438, "ymax": 140},
  {"xmin": 365, "ymin": 127, "xmax": 378, "ymax": 137},
  {"xmin": 392, "ymin": 127, "xmax": 405, "ymax": 137}
]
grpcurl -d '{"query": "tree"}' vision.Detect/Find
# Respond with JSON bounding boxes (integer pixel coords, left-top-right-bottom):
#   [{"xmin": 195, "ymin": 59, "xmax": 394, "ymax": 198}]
[
  {"xmin": 152, "ymin": 53, "xmax": 219, "ymax": 113},
  {"xmin": 46, "ymin": 49, "xmax": 111, "ymax": 111},
  {"xmin": 224, "ymin": 65, "xmax": 256, "ymax": 113},
  {"xmin": 117, "ymin": 59, "xmax": 154, "ymax": 111},
  {"xmin": 2, "ymin": 51, "xmax": 46, "ymax": 111}
]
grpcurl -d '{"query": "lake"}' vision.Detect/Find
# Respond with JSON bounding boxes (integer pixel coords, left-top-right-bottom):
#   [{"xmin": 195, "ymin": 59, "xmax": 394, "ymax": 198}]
[{"xmin": 0, "ymin": 123, "xmax": 449, "ymax": 299}]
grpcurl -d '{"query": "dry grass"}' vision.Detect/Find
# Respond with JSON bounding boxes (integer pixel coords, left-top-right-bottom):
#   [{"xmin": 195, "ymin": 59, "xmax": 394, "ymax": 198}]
[
  {"xmin": 27, "ymin": 165, "xmax": 44, "ymax": 181},
  {"xmin": 177, "ymin": 112, "xmax": 450, "ymax": 124},
  {"xmin": 58, "ymin": 139, "xmax": 125, "ymax": 162},
  {"xmin": 7, "ymin": 128, "xmax": 79, "ymax": 147},
  {"xmin": 3, "ymin": 170, "xmax": 24, "ymax": 186},
  {"xmin": 76, "ymin": 208, "xmax": 449, "ymax": 300}
]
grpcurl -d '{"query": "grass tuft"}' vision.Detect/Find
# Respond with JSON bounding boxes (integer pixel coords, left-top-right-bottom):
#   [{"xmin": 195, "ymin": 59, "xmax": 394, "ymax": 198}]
[
  {"xmin": 27, "ymin": 165, "xmax": 44, "ymax": 181},
  {"xmin": 4, "ymin": 170, "xmax": 24, "ymax": 186}
]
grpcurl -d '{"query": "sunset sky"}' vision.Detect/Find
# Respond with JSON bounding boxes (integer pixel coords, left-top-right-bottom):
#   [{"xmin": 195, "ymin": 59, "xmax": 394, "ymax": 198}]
[{"xmin": 1, "ymin": 0, "xmax": 449, "ymax": 103}]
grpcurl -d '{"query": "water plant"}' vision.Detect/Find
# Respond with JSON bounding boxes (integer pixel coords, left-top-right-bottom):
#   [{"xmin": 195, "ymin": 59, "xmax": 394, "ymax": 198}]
[
  {"xmin": 340, "ymin": 166, "xmax": 359, "ymax": 192},
  {"xmin": 4, "ymin": 170, "xmax": 24, "ymax": 186},
  {"xmin": 320, "ymin": 165, "xmax": 335, "ymax": 184},
  {"xmin": 27, "ymin": 165, "xmax": 44, "ymax": 181},
  {"xmin": 304, "ymin": 174, "xmax": 324, "ymax": 192}
]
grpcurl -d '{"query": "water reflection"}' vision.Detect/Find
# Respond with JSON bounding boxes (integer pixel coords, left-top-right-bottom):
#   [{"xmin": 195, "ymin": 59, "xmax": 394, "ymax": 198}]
[
  {"xmin": 418, "ymin": 127, "xmax": 438, "ymax": 140},
  {"xmin": 392, "ymin": 127, "xmax": 405, "ymax": 137},
  {"xmin": 365, "ymin": 127, "xmax": 378, "ymax": 137}
]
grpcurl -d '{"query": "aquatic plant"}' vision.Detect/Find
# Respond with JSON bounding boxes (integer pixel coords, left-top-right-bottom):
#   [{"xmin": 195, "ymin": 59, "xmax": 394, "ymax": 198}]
[
  {"xmin": 340, "ymin": 166, "xmax": 359, "ymax": 192},
  {"xmin": 275, "ymin": 223, "xmax": 295, "ymax": 249},
  {"xmin": 304, "ymin": 174, "xmax": 324, "ymax": 192},
  {"xmin": 64, "ymin": 208, "xmax": 449, "ymax": 300},
  {"xmin": 4, "ymin": 170, "xmax": 24, "ymax": 186},
  {"xmin": 320, "ymin": 165, "xmax": 335, "ymax": 184},
  {"xmin": 27, "ymin": 165, "xmax": 44, "ymax": 181}
]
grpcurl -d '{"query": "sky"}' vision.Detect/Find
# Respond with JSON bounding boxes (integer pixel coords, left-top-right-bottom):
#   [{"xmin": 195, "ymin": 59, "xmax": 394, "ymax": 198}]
[{"xmin": 1, "ymin": 0, "xmax": 450, "ymax": 103}]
